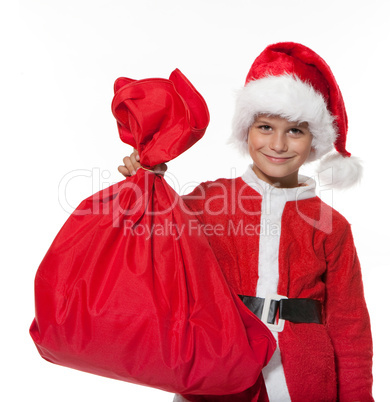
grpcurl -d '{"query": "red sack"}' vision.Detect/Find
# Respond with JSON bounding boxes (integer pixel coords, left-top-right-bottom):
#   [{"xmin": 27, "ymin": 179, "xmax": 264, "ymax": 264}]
[{"xmin": 30, "ymin": 69, "xmax": 276, "ymax": 396}]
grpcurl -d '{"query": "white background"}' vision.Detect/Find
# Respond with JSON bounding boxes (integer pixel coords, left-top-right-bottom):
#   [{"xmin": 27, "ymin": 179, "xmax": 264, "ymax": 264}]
[{"xmin": 2, "ymin": 0, "xmax": 389, "ymax": 400}]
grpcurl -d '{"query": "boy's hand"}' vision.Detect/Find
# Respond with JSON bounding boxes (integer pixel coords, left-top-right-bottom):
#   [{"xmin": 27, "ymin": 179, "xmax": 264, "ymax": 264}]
[{"xmin": 118, "ymin": 148, "xmax": 167, "ymax": 177}]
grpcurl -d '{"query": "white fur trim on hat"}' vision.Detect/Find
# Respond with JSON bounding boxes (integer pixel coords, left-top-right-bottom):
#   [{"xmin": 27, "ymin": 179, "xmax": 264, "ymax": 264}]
[
  {"xmin": 229, "ymin": 74, "xmax": 337, "ymax": 162},
  {"xmin": 317, "ymin": 153, "xmax": 363, "ymax": 189}
]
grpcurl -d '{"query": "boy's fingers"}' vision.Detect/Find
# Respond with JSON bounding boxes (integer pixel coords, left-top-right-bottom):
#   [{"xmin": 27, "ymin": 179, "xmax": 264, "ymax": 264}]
[
  {"xmin": 123, "ymin": 155, "xmax": 132, "ymax": 169},
  {"xmin": 129, "ymin": 152, "xmax": 141, "ymax": 168},
  {"xmin": 133, "ymin": 148, "xmax": 140, "ymax": 161},
  {"xmin": 121, "ymin": 151, "xmax": 167, "ymax": 177},
  {"xmin": 123, "ymin": 155, "xmax": 138, "ymax": 175},
  {"xmin": 118, "ymin": 165, "xmax": 131, "ymax": 176}
]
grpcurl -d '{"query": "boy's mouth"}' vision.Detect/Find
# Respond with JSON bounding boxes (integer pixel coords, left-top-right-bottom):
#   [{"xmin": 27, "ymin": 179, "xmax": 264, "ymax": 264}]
[{"xmin": 262, "ymin": 154, "xmax": 294, "ymax": 163}]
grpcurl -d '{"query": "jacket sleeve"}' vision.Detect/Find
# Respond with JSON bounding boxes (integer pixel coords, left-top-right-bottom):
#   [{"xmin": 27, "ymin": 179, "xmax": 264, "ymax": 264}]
[{"xmin": 323, "ymin": 222, "xmax": 374, "ymax": 401}]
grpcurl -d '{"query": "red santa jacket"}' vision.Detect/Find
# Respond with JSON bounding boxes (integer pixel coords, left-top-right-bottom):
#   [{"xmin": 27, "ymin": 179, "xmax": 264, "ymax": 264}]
[{"xmin": 178, "ymin": 166, "xmax": 373, "ymax": 402}]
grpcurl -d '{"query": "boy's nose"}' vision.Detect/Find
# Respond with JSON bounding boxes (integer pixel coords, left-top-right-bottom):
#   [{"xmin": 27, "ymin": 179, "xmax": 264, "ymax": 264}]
[{"xmin": 269, "ymin": 132, "xmax": 288, "ymax": 152}]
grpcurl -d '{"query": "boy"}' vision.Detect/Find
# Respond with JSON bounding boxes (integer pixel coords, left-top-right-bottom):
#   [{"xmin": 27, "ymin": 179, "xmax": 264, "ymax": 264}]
[{"xmin": 119, "ymin": 42, "xmax": 373, "ymax": 401}]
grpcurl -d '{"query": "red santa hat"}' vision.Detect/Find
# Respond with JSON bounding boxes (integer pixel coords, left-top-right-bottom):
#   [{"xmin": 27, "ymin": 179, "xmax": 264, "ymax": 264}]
[{"xmin": 230, "ymin": 42, "xmax": 362, "ymax": 188}]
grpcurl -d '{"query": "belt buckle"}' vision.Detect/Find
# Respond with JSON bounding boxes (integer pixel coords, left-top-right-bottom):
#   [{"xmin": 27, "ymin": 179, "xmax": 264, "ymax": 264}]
[{"xmin": 261, "ymin": 294, "xmax": 288, "ymax": 332}]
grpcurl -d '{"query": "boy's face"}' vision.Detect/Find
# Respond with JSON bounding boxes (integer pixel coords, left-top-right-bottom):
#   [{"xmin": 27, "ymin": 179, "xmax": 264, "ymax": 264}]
[{"xmin": 247, "ymin": 114, "xmax": 313, "ymax": 188}]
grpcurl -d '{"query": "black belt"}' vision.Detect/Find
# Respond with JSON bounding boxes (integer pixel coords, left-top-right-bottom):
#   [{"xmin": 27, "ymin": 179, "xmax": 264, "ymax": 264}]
[{"xmin": 238, "ymin": 295, "xmax": 322, "ymax": 327}]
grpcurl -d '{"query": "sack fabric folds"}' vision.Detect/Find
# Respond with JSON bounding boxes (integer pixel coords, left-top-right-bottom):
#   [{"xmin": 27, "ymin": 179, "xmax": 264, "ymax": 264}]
[{"xmin": 29, "ymin": 69, "xmax": 276, "ymax": 396}]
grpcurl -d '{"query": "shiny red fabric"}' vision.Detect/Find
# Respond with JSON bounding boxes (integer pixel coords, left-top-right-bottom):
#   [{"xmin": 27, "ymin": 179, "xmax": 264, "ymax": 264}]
[
  {"xmin": 112, "ymin": 69, "xmax": 209, "ymax": 168},
  {"xmin": 30, "ymin": 69, "xmax": 276, "ymax": 395}
]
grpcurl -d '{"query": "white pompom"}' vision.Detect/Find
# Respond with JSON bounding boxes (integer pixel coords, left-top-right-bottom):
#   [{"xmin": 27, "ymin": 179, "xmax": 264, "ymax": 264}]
[{"xmin": 317, "ymin": 153, "xmax": 363, "ymax": 189}]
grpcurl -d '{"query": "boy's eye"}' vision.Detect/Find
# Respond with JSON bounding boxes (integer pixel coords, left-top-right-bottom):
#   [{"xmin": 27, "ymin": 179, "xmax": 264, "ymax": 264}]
[
  {"xmin": 258, "ymin": 125, "xmax": 272, "ymax": 131},
  {"xmin": 289, "ymin": 128, "xmax": 303, "ymax": 136}
]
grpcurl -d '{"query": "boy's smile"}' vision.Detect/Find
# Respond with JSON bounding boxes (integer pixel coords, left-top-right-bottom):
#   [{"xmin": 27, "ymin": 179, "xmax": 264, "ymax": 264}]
[
  {"xmin": 247, "ymin": 114, "xmax": 313, "ymax": 188},
  {"xmin": 262, "ymin": 154, "xmax": 294, "ymax": 163}
]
